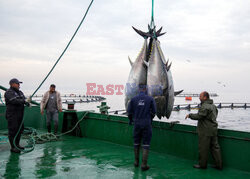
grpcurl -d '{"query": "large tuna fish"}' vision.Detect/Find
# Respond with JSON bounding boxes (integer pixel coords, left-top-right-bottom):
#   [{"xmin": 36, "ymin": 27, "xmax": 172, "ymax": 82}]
[
  {"xmin": 125, "ymin": 25, "xmax": 183, "ymax": 118},
  {"xmin": 125, "ymin": 39, "xmax": 148, "ymax": 110},
  {"xmin": 157, "ymin": 43, "xmax": 175, "ymax": 118},
  {"xmin": 145, "ymin": 39, "xmax": 173, "ymax": 118}
]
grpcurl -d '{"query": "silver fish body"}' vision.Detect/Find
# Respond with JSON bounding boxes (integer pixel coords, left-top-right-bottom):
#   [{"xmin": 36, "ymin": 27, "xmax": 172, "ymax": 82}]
[
  {"xmin": 156, "ymin": 41, "xmax": 175, "ymax": 118},
  {"xmin": 125, "ymin": 39, "xmax": 147, "ymax": 110},
  {"xmin": 147, "ymin": 39, "xmax": 174, "ymax": 118}
]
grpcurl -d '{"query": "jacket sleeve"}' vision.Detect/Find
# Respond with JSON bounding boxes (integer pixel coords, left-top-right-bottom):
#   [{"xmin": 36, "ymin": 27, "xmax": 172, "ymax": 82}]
[
  {"xmin": 4, "ymin": 90, "xmax": 25, "ymax": 105},
  {"xmin": 189, "ymin": 107, "xmax": 208, "ymax": 120},
  {"xmin": 57, "ymin": 92, "xmax": 62, "ymax": 110},
  {"xmin": 40, "ymin": 92, "xmax": 47, "ymax": 112}
]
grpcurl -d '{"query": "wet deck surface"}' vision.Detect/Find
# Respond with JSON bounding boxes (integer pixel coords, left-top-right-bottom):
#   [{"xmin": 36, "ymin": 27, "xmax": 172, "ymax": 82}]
[{"xmin": 0, "ymin": 134, "xmax": 250, "ymax": 179}]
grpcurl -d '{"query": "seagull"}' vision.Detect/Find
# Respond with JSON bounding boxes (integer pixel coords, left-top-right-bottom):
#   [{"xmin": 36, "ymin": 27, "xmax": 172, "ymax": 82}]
[{"xmin": 186, "ymin": 59, "xmax": 191, "ymax": 63}]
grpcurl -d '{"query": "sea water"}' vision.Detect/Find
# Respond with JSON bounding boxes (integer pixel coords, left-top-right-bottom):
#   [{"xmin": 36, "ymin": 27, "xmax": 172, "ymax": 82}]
[
  {"xmin": 8, "ymin": 90, "xmax": 249, "ymax": 132},
  {"xmin": 71, "ymin": 92, "xmax": 250, "ymax": 132}
]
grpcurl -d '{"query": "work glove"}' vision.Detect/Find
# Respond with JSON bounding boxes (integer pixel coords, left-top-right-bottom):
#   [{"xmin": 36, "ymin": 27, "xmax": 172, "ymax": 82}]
[
  {"xmin": 25, "ymin": 97, "xmax": 31, "ymax": 107},
  {"xmin": 25, "ymin": 101, "xmax": 30, "ymax": 107}
]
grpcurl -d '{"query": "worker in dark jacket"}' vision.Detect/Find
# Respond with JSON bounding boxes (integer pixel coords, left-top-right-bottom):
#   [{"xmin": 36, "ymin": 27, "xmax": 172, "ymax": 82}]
[
  {"xmin": 186, "ymin": 91, "xmax": 222, "ymax": 170},
  {"xmin": 127, "ymin": 84, "xmax": 156, "ymax": 171},
  {"xmin": 4, "ymin": 78, "xmax": 29, "ymax": 153}
]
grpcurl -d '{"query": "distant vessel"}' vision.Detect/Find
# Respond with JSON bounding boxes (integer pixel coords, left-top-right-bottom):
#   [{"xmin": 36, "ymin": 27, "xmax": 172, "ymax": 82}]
[{"xmin": 185, "ymin": 96, "xmax": 192, "ymax": 101}]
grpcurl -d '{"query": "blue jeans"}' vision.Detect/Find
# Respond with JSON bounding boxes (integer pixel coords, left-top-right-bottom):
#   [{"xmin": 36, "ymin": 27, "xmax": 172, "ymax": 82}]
[{"xmin": 46, "ymin": 111, "xmax": 58, "ymax": 127}]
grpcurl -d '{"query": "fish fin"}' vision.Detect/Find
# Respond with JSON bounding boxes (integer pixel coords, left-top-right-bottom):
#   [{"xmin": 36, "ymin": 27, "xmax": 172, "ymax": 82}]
[
  {"xmin": 156, "ymin": 27, "xmax": 163, "ymax": 34},
  {"xmin": 148, "ymin": 24, "xmax": 151, "ymax": 31},
  {"xmin": 155, "ymin": 27, "xmax": 166, "ymax": 37},
  {"xmin": 167, "ymin": 62, "xmax": 172, "ymax": 71},
  {"xmin": 128, "ymin": 56, "xmax": 133, "ymax": 66},
  {"xmin": 157, "ymin": 32, "xmax": 166, "ymax": 37},
  {"xmin": 174, "ymin": 90, "xmax": 184, "ymax": 96},
  {"xmin": 143, "ymin": 60, "xmax": 149, "ymax": 67},
  {"xmin": 165, "ymin": 58, "xmax": 169, "ymax": 68},
  {"xmin": 133, "ymin": 26, "xmax": 166, "ymax": 38},
  {"xmin": 132, "ymin": 26, "xmax": 151, "ymax": 38}
]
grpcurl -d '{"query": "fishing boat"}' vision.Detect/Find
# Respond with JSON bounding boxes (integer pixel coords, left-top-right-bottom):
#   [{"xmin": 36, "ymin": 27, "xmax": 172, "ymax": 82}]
[
  {"xmin": 0, "ymin": 0, "xmax": 249, "ymax": 178},
  {"xmin": 0, "ymin": 103, "xmax": 250, "ymax": 178}
]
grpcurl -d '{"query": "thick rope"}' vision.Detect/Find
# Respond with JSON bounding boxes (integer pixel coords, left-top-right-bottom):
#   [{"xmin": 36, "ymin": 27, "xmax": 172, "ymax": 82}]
[
  {"xmin": 30, "ymin": 0, "xmax": 95, "ymax": 98},
  {"xmin": 150, "ymin": 0, "xmax": 155, "ymax": 29},
  {"xmin": 13, "ymin": 0, "xmax": 95, "ymax": 153},
  {"xmin": 15, "ymin": 112, "xmax": 89, "ymax": 153}
]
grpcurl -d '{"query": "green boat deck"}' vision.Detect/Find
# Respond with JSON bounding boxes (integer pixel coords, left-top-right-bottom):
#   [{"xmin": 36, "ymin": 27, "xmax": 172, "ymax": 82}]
[
  {"xmin": 0, "ymin": 106, "xmax": 250, "ymax": 178},
  {"xmin": 0, "ymin": 134, "xmax": 250, "ymax": 179}
]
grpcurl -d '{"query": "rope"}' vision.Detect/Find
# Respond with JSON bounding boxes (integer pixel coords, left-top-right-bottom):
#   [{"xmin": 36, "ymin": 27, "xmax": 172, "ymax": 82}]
[
  {"xmin": 12, "ymin": 0, "xmax": 95, "ymax": 153},
  {"xmin": 150, "ymin": 0, "xmax": 155, "ymax": 29},
  {"xmin": 150, "ymin": 0, "xmax": 156, "ymax": 38},
  {"xmin": 14, "ymin": 112, "xmax": 89, "ymax": 153},
  {"xmin": 57, "ymin": 111, "xmax": 89, "ymax": 137},
  {"xmin": 30, "ymin": 0, "xmax": 95, "ymax": 98}
]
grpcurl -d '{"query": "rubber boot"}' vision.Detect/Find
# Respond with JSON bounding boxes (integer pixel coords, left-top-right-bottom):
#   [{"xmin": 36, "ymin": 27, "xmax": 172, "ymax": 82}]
[
  {"xmin": 134, "ymin": 147, "xmax": 140, "ymax": 167},
  {"xmin": 15, "ymin": 133, "xmax": 24, "ymax": 150},
  {"xmin": 54, "ymin": 125, "xmax": 58, "ymax": 135},
  {"xmin": 47, "ymin": 125, "xmax": 51, "ymax": 133},
  {"xmin": 141, "ymin": 149, "xmax": 150, "ymax": 171},
  {"xmin": 8, "ymin": 136, "xmax": 20, "ymax": 153}
]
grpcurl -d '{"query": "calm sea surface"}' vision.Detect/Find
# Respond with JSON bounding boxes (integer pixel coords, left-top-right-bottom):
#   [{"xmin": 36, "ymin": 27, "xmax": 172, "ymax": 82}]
[
  {"xmin": 4, "ymin": 90, "xmax": 248, "ymax": 132},
  {"xmin": 70, "ymin": 92, "xmax": 250, "ymax": 132}
]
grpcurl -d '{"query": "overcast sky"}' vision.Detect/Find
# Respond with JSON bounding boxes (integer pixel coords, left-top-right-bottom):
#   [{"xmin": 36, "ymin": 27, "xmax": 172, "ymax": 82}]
[{"xmin": 0, "ymin": 0, "xmax": 250, "ymax": 98}]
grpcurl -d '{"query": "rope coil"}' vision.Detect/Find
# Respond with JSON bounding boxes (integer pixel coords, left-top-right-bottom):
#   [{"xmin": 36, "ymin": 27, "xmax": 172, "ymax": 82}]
[
  {"xmin": 15, "ymin": 112, "xmax": 89, "ymax": 153},
  {"xmin": 12, "ymin": 0, "xmax": 95, "ymax": 153}
]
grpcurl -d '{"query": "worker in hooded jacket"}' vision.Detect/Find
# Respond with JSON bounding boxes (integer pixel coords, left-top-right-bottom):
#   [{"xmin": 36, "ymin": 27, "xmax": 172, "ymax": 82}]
[{"xmin": 186, "ymin": 91, "xmax": 223, "ymax": 170}]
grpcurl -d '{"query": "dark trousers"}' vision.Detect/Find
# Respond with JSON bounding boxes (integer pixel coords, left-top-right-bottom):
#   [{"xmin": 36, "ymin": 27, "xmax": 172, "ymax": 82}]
[
  {"xmin": 7, "ymin": 115, "xmax": 24, "ymax": 148},
  {"xmin": 198, "ymin": 135, "xmax": 222, "ymax": 168},
  {"xmin": 133, "ymin": 125, "xmax": 152, "ymax": 149}
]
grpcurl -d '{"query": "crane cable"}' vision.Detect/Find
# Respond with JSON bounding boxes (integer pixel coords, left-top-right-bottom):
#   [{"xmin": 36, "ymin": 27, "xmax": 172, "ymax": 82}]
[
  {"xmin": 13, "ymin": 0, "xmax": 95, "ymax": 153},
  {"xmin": 31, "ymin": 0, "xmax": 95, "ymax": 98}
]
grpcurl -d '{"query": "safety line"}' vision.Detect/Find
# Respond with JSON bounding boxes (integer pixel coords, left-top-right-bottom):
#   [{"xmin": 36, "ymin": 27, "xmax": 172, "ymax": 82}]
[{"xmin": 31, "ymin": 0, "xmax": 95, "ymax": 98}]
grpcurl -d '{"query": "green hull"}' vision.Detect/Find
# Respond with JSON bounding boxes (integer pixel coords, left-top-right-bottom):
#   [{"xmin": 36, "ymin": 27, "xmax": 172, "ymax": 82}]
[{"xmin": 0, "ymin": 105, "xmax": 250, "ymax": 178}]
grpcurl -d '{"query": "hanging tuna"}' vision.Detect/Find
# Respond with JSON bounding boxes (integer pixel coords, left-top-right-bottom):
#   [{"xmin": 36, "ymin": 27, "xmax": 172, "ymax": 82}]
[{"xmin": 125, "ymin": 25, "xmax": 183, "ymax": 119}]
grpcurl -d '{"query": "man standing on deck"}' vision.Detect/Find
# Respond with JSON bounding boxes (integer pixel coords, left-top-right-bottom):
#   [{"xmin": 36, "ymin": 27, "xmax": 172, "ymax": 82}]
[
  {"xmin": 4, "ymin": 78, "xmax": 30, "ymax": 153},
  {"xmin": 40, "ymin": 84, "xmax": 62, "ymax": 135},
  {"xmin": 186, "ymin": 91, "xmax": 223, "ymax": 170},
  {"xmin": 127, "ymin": 84, "xmax": 156, "ymax": 171}
]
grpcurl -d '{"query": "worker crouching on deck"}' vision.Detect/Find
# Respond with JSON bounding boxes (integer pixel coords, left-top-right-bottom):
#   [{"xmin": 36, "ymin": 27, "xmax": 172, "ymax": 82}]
[
  {"xmin": 40, "ymin": 84, "xmax": 62, "ymax": 135},
  {"xmin": 4, "ymin": 78, "xmax": 30, "ymax": 153},
  {"xmin": 186, "ymin": 91, "xmax": 223, "ymax": 170},
  {"xmin": 127, "ymin": 84, "xmax": 156, "ymax": 171}
]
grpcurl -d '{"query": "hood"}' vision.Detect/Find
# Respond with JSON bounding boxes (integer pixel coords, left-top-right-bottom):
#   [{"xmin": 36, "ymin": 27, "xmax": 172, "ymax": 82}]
[{"xmin": 203, "ymin": 99, "xmax": 214, "ymax": 104}]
